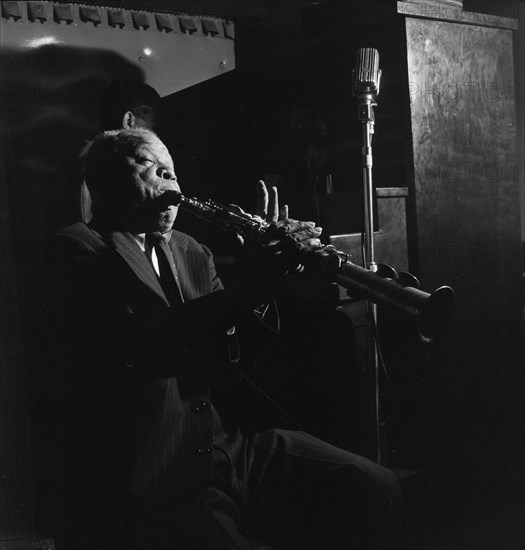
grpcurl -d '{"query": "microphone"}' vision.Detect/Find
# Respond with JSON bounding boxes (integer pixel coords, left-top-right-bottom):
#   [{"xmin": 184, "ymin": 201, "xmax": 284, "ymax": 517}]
[{"xmin": 352, "ymin": 48, "xmax": 381, "ymax": 97}]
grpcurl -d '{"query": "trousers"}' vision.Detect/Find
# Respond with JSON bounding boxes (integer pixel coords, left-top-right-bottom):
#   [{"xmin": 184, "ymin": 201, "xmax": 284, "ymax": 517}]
[{"xmin": 143, "ymin": 429, "xmax": 408, "ymax": 550}]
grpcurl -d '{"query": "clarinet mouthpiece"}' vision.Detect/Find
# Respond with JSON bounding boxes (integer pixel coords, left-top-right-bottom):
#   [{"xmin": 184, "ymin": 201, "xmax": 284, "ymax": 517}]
[{"xmin": 157, "ymin": 190, "xmax": 183, "ymax": 208}]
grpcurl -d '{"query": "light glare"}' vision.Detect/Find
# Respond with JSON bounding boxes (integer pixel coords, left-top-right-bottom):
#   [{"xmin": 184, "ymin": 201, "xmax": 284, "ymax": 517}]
[{"xmin": 27, "ymin": 36, "xmax": 60, "ymax": 48}]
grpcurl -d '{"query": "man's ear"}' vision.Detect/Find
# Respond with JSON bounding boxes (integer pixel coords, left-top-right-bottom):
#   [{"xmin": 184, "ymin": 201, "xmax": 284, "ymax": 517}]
[{"xmin": 122, "ymin": 111, "xmax": 136, "ymax": 129}]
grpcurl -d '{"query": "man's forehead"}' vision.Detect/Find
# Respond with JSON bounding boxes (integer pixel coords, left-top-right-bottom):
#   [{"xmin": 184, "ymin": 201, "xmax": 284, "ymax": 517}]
[{"xmin": 135, "ymin": 135, "xmax": 169, "ymax": 155}]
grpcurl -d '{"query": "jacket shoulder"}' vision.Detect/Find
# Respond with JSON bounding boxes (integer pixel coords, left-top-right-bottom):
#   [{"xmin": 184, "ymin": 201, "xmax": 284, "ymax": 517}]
[
  {"xmin": 55, "ymin": 222, "xmax": 106, "ymax": 250},
  {"xmin": 57, "ymin": 221, "xmax": 95, "ymax": 241}
]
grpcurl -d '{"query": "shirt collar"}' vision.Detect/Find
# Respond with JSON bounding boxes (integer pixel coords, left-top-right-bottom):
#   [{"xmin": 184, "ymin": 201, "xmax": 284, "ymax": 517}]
[
  {"xmin": 132, "ymin": 233, "xmax": 147, "ymax": 252},
  {"xmin": 132, "ymin": 230, "xmax": 172, "ymax": 251}
]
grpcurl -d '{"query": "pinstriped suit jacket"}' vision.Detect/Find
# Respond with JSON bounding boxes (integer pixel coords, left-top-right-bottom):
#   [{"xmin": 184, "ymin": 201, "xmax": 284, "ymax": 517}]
[{"xmin": 49, "ymin": 222, "xmax": 242, "ymax": 508}]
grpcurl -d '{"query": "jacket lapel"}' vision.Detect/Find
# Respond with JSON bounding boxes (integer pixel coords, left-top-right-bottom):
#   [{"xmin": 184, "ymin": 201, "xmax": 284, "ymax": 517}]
[
  {"xmin": 104, "ymin": 230, "xmax": 170, "ymax": 307},
  {"xmin": 167, "ymin": 231, "xmax": 206, "ymax": 302}
]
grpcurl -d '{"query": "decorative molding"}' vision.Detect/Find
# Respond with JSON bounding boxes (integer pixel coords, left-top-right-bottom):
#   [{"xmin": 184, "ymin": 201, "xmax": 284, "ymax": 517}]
[
  {"xmin": 0, "ymin": 537, "xmax": 55, "ymax": 550},
  {"xmin": 1, "ymin": 1, "xmax": 235, "ymax": 39},
  {"xmin": 397, "ymin": 0, "xmax": 519, "ymax": 30},
  {"xmin": 376, "ymin": 187, "xmax": 409, "ymax": 198}
]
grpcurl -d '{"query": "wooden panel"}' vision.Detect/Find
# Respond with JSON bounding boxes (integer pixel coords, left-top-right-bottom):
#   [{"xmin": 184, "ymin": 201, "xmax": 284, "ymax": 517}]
[
  {"xmin": 406, "ymin": 18, "xmax": 522, "ymax": 328},
  {"xmin": 400, "ymin": 14, "xmax": 525, "ymax": 482}
]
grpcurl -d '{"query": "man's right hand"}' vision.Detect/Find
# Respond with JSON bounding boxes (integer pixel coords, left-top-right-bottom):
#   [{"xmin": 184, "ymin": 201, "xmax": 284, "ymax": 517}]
[
  {"xmin": 229, "ymin": 181, "xmax": 324, "ymax": 309},
  {"xmin": 255, "ymin": 180, "xmax": 288, "ymax": 223},
  {"xmin": 254, "ymin": 180, "xmax": 322, "ymax": 274},
  {"xmin": 262, "ymin": 218, "xmax": 322, "ymax": 277}
]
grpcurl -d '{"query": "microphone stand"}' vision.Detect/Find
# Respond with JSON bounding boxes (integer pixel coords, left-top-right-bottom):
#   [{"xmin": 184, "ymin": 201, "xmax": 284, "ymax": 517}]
[
  {"xmin": 358, "ymin": 93, "xmax": 384, "ymax": 465},
  {"xmin": 359, "ymin": 95, "xmax": 377, "ymax": 276}
]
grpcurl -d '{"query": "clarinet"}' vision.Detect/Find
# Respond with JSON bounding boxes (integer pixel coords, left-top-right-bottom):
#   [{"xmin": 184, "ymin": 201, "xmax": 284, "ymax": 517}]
[
  {"xmin": 161, "ymin": 191, "xmax": 347, "ymax": 272},
  {"xmin": 159, "ymin": 191, "xmax": 455, "ymax": 342}
]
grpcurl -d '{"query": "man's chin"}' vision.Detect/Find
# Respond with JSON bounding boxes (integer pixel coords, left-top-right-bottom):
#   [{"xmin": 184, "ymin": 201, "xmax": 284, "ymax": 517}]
[
  {"xmin": 152, "ymin": 210, "xmax": 177, "ymax": 234},
  {"xmin": 120, "ymin": 205, "xmax": 177, "ymax": 234}
]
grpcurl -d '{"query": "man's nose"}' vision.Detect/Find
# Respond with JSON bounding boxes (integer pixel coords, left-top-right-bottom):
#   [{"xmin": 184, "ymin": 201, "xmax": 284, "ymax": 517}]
[{"xmin": 157, "ymin": 167, "xmax": 176, "ymax": 180}]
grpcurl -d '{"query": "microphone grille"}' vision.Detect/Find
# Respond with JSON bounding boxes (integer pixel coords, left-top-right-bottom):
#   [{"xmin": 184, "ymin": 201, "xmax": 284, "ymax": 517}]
[{"xmin": 353, "ymin": 48, "xmax": 381, "ymax": 95}]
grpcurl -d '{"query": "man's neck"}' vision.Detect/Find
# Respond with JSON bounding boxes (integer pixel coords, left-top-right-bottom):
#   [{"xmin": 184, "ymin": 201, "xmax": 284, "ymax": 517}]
[{"xmin": 132, "ymin": 230, "xmax": 173, "ymax": 247}]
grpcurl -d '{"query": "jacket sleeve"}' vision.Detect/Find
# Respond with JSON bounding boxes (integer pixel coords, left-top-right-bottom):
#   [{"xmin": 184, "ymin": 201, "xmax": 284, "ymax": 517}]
[{"xmin": 45, "ymin": 231, "xmax": 267, "ymax": 387}]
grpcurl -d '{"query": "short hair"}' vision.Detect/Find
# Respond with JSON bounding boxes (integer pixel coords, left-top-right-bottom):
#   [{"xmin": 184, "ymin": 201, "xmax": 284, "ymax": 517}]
[
  {"xmin": 82, "ymin": 128, "xmax": 159, "ymax": 217},
  {"xmin": 99, "ymin": 80, "xmax": 160, "ymax": 131}
]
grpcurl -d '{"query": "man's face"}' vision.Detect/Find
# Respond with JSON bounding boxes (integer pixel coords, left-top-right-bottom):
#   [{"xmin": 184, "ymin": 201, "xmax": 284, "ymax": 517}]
[{"xmin": 119, "ymin": 134, "xmax": 180, "ymax": 234}]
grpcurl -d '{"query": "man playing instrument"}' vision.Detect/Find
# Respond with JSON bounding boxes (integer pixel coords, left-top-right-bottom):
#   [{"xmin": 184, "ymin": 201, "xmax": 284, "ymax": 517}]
[{"xmin": 43, "ymin": 128, "xmax": 406, "ymax": 549}]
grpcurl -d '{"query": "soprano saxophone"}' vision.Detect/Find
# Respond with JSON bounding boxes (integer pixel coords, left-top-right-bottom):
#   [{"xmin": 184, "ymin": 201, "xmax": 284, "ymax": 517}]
[{"xmin": 159, "ymin": 191, "xmax": 455, "ymax": 343}]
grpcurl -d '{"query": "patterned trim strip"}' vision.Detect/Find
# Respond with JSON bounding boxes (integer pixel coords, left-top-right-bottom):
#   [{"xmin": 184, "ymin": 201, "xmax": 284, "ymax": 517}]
[{"xmin": 2, "ymin": 2, "xmax": 235, "ymax": 39}]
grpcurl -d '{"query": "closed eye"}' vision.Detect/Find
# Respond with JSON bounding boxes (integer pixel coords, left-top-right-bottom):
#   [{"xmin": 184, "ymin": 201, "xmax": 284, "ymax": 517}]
[{"xmin": 136, "ymin": 156, "xmax": 154, "ymax": 165}]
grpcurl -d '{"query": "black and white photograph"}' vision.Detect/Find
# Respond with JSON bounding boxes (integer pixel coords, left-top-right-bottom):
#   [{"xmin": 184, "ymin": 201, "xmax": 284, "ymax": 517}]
[{"xmin": 1, "ymin": 1, "xmax": 524, "ymax": 548}]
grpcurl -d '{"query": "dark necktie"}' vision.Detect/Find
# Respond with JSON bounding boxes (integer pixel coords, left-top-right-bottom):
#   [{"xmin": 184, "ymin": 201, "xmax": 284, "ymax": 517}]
[{"xmin": 145, "ymin": 232, "xmax": 184, "ymax": 306}]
